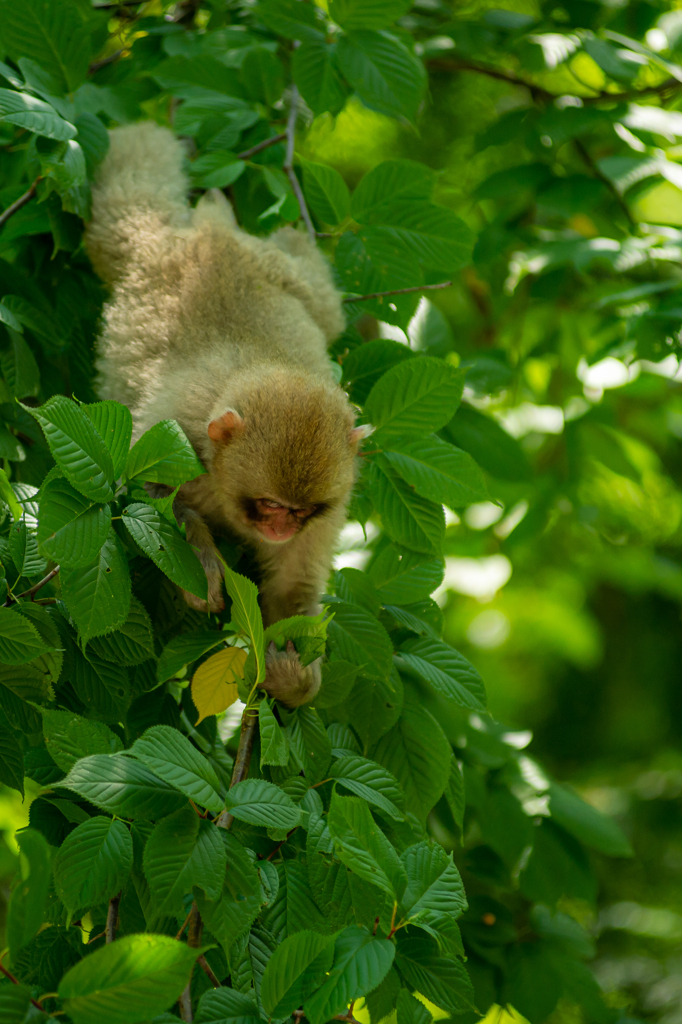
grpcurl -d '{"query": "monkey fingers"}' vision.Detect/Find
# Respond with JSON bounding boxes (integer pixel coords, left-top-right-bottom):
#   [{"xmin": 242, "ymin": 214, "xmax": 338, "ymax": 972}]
[{"xmin": 261, "ymin": 640, "xmax": 322, "ymax": 708}]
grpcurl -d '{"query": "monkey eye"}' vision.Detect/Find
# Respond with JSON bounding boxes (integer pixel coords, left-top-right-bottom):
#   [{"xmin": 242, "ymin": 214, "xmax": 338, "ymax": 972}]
[
  {"xmin": 261, "ymin": 499, "xmax": 283, "ymax": 510},
  {"xmin": 293, "ymin": 506, "xmax": 316, "ymax": 519}
]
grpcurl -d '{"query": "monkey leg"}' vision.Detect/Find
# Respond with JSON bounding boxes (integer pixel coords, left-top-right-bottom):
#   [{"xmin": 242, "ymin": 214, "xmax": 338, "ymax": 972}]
[{"xmin": 262, "ymin": 640, "xmax": 322, "ymax": 708}]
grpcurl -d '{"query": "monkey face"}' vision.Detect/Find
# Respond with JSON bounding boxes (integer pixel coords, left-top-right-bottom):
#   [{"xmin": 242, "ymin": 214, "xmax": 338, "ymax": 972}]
[{"xmin": 241, "ymin": 497, "xmax": 326, "ymax": 543}]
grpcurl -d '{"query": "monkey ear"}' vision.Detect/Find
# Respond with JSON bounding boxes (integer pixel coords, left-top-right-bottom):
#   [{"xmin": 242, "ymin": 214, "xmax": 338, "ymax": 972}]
[
  {"xmin": 208, "ymin": 409, "xmax": 244, "ymax": 444},
  {"xmin": 350, "ymin": 423, "xmax": 374, "ymax": 446}
]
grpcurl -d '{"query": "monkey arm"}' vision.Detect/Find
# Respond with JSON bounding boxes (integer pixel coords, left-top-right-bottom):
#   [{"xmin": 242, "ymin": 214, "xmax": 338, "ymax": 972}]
[{"xmin": 173, "ymin": 500, "xmax": 226, "ymax": 614}]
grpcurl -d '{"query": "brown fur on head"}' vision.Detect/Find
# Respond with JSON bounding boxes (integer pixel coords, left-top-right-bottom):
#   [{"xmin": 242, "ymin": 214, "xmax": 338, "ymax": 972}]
[{"xmin": 207, "ymin": 366, "xmax": 360, "ymax": 544}]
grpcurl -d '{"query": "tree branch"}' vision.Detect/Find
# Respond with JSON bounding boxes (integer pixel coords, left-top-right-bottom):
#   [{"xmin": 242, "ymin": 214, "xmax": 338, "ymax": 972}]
[
  {"xmin": 11, "ymin": 565, "xmax": 60, "ymax": 602},
  {"xmin": 215, "ymin": 708, "xmax": 258, "ymax": 829},
  {"xmin": 0, "ymin": 960, "xmax": 44, "ymax": 1012},
  {"xmin": 237, "ymin": 133, "xmax": 287, "ymax": 161},
  {"xmin": 198, "ymin": 954, "xmax": 222, "ymax": 988},
  {"xmin": 0, "ymin": 178, "xmax": 41, "ymax": 231},
  {"xmin": 89, "ymin": 49, "xmax": 125, "ymax": 74},
  {"xmin": 284, "ymin": 85, "xmax": 315, "ymax": 242},
  {"xmin": 106, "ymin": 892, "xmax": 120, "ymax": 943},
  {"xmin": 343, "ymin": 280, "xmax": 452, "ymax": 303},
  {"xmin": 179, "ymin": 901, "xmax": 203, "ymax": 1022},
  {"xmin": 574, "ymin": 138, "xmax": 637, "ymax": 229}
]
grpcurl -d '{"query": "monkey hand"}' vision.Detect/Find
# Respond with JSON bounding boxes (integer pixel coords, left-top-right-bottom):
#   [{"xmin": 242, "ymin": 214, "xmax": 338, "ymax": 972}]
[
  {"xmin": 262, "ymin": 640, "xmax": 322, "ymax": 708},
  {"xmin": 182, "ymin": 545, "xmax": 225, "ymax": 614}
]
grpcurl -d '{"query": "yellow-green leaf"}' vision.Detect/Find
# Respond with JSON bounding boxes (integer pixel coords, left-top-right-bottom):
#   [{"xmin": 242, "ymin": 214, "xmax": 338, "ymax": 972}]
[{"xmin": 192, "ymin": 646, "xmax": 247, "ymax": 724}]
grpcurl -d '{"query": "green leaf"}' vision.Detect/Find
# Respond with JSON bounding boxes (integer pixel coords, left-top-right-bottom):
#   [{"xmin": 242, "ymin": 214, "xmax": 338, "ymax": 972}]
[
  {"xmin": 0, "ymin": 982, "xmax": 31, "ymax": 1023},
  {"xmin": 372, "ymin": 697, "xmax": 452, "ymax": 823},
  {"xmin": 122, "ymin": 503, "xmax": 207, "ymax": 602},
  {"xmin": 261, "ymin": 930, "xmax": 335, "ymax": 1018},
  {"xmin": 384, "ymin": 435, "xmax": 488, "ymax": 508},
  {"xmin": 368, "ymin": 203, "xmax": 476, "ymax": 272},
  {"xmin": 196, "ymin": 988, "xmax": 262, "ymax": 1024},
  {"xmin": 328, "ymin": 791, "xmax": 406, "ymax": 898},
  {"xmin": 0, "ymin": 606, "xmax": 50, "ymax": 664},
  {"xmin": 42, "ymin": 707, "xmax": 123, "ymax": 771},
  {"xmin": 61, "ymin": 529, "xmax": 131, "ymax": 643},
  {"xmin": 70, "ymin": 647, "xmax": 131, "ymax": 723},
  {"xmin": 336, "ymin": 230, "xmax": 421, "ymax": 331},
  {"xmin": 331, "ymin": 753, "xmax": 404, "ymax": 820},
  {"xmin": 225, "ymin": 778, "xmax": 302, "ymax": 830},
  {"xmin": 304, "ymin": 925, "xmax": 395, "ymax": 1024},
  {"xmin": 351, "ymin": 159, "xmax": 434, "ymax": 222},
  {"xmin": 366, "ymin": 358, "xmax": 466, "ymax": 439},
  {"xmin": 369, "ymin": 546, "xmax": 444, "ymax": 606},
  {"xmin": 130, "ymin": 724, "xmax": 224, "ymax": 815},
  {"xmin": 329, "ymin": 0, "xmax": 411, "ymax": 30},
  {"xmin": 189, "ymin": 152, "xmax": 246, "ymax": 189},
  {"xmin": 257, "ymin": 0, "xmax": 325, "ymax": 42},
  {"xmin": 37, "ymin": 476, "xmax": 111, "ymax": 568},
  {"xmin": 125, "ymin": 420, "xmax": 204, "ymax": 489},
  {"xmin": 346, "ymin": 667, "xmax": 404, "ymax": 751},
  {"xmin": 8, "ymin": 519, "xmax": 46, "ymax": 577},
  {"xmin": 58, "ymin": 933, "xmax": 208, "ymax": 1024},
  {"xmin": 157, "ymin": 631, "xmax": 225, "ymax": 685},
  {"xmin": 1, "ymin": 328, "xmax": 40, "ymax": 398},
  {"xmin": 444, "ymin": 405, "xmax": 531, "ymax": 482},
  {"xmin": 0, "ymin": 0, "xmax": 91, "ymax": 94},
  {"xmin": 25, "ymin": 396, "xmax": 114, "ymax": 502},
  {"xmin": 336, "ymin": 31, "xmax": 426, "ymax": 123},
  {"xmin": 301, "ymin": 159, "xmax": 350, "ymax": 226},
  {"xmin": 83, "ymin": 401, "xmax": 133, "ymax": 480},
  {"xmin": 401, "ymin": 841, "xmax": 467, "ymax": 920},
  {"xmin": 62, "ymin": 754, "xmax": 188, "ymax": 821},
  {"xmin": 0, "ymin": 88, "xmax": 76, "ymax": 140},
  {"xmin": 222, "ymin": 563, "xmax": 265, "ymax": 684},
  {"xmin": 6, "ymin": 829, "xmax": 50, "ymax": 961},
  {"xmin": 260, "ymin": 699, "xmax": 289, "ymax": 767},
  {"xmin": 549, "ymin": 783, "xmax": 633, "ymax": 857},
  {"xmin": 88, "ymin": 596, "xmax": 154, "ymax": 666},
  {"xmin": 54, "ymin": 816, "xmax": 133, "ymax": 916},
  {"xmin": 370, "ymin": 457, "xmax": 446, "ymax": 554},
  {"xmin": 341, "ymin": 338, "xmax": 415, "ymax": 406},
  {"xmin": 241, "ymin": 47, "xmax": 285, "ymax": 106},
  {"xmin": 396, "ymin": 989, "xmax": 432, "ymax": 1024},
  {"xmin": 0, "ymin": 722, "xmax": 23, "ymax": 795},
  {"xmin": 315, "ymin": 660, "xmax": 359, "ymax": 709},
  {"xmin": 326, "ymin": 600, "xmax": 393, "ymax": 677},
  {"xmin": 143, "ymin": 804, "xmax": 226, "ymax": 917},
  {"xmin": 0, "ymin": 301, "xmax": 22, "ymax": 333},
  {"xmin": 395, "ymin": 935, "xmax": 474, "ymax": 1015},
  {"xmin": 293, "ymin": 39, "xmax": 349, "ymax": 117},
  {"xmin": 196, "ymin": 830, "xmax": 261, "ymax": 954},
  {"xmin": 75, "ymin": 112, "xmax": 110, "ymax": 175},
  {"xmin": 399, "ymin": 637, "xmax": 487, "ymax": 712},
  {"xmin": 0, "ymin": 468, "xmax": 23, "ymax": 522}
]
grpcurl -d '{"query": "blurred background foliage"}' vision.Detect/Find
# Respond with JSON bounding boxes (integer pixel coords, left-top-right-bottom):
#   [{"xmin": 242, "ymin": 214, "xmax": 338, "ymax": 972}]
[{"xmin": 1, "ymin": 0, "xmax": 682, "ymax": 1019}]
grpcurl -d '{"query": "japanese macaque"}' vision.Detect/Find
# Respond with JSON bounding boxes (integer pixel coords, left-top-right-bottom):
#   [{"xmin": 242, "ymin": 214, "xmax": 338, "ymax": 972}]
[{"xmin": 85, "ymin": 122, "xmax": 365, "ymax": 706}]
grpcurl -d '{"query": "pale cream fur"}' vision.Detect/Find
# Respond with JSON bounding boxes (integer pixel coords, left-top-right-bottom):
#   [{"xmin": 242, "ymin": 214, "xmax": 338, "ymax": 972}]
[{"xmin": 86, "ymin": 122, "xmax": 355, "ymax": 705}]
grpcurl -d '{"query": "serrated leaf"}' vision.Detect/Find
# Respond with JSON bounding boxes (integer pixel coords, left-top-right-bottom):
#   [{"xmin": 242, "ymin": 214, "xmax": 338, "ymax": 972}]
[
  {"xmin": 0, "ymin": 88, "xmax": 76, "ymax": 140},
  {"xmin": 301, "ymin": 159, "xmax": 350, "ymax": 225},
  {"xmin": 366, "ymin": 358, "xmax": 466, "ymax": 439},
  {"xmin": 38, "ymin": 476, "xmax": 111, "ymax": 568},
  {"xmin": 196, "ymin": 987, "xmax": 262, "ymax": 1024},
  {"xmin": 401, "ymin": 841, "xmax": 467, "ymax": 920},
  {"xmin": 399, "ymin": 637, "xmax": 486, "ymax": 712},
  {"xmin": 326, "ymin": 600, "xmax": 393, "ymax": 677},
  {"xmin": 0, "ymin": 468, "xmax": 23, "ymax": 522},
  {"xmin": 341, "ymin": 338, "xmax": 416, "ymax": 405},
  {"xmin": 0, "ymin": 606, "xmax": 50, "ymax": 664},
  {"xmin": 88, "ymin": 595, "xmax": 154, "ymax": 666},
  {"xmin": 396, "ymin": 936, "xmax": 474, "ymax": 1015},
  {"xmin": 293, "ymin": 39, "xmax": 348, "ymax": 117},
  {"xmin": 549, "ymin": 783, "xmax": 633, "ymax": 857},
  {"xmin": 370, "ymin": 458, "xmax": 445, "ymax": 554},
  {"xmin": 61, "ymin": 529, "xmax": 131, "ymax": 642},
  {"xmin": 58, "ymin": 934, "xmax": 208, "ymax": 1024},
  {"xmin": 6, "ymin": 829, "xmax": 50, "ymax": 961},
  {"xmin": 8, "ymin": 519, "xmax": 46, "ymax": 577},
  {"xmin": 352, "ymin": 160, "xmax": 435, "ymax": 222},
  {"xmin": 191, "ymin": 646, "xmax": 246, "ymax": 725},
  {"xmin": 260, "ymin": 698, "xmax": 289, "ymax": 767},
  {"xmin": 122, "ymin": 503, "xmax": 207, "ymax": 601},
  {"xmin": 125, "ymin": 420, "xmax": 205, "ymax": 489},
  {"xmin": 157, "ymin": 631, "xmax": 225, "ymax": 684},
  {"xmin": 143, "ymin": 804, "xmax": 226, "ymax": 917},
  {"xmin": 222, "ymin": 563, "xmax": 265, "ymax": 685},
  {"xmin": 384, "ymin": 435, "xmax": 489, "ymax": 508},
  {"xmin": 70, "ymin": 647, "xmax": 130, "ymax": 723},
  {"xmin": 42, "ymin": 707, "xmax": 123, "ymax": 771},
  {"xmin": 315, "ymin": 660, "xmax": 359, "ymax": 709},
  {"xmin": 54, "ymin": 816, "xmax": 133, "ymax": 916},
  {"xmin": 0, "ymin": 0, "xmax": 91, "ymax": 94},
  {"xmin": 261, "ymin": 930, "xmax": 335, "ymax": 1017},
  {"xmin": 257, "ymin": 0, "xmax": 325, "ymax": 41},
  {"xmin": 366, "ymin": 202, "xmax": 475, "ymax": 272},
  {"xmin": 0, "ymin": 722, "xmax": 23, "ymax": 795},
  {"xmin": 225, "ymin": 778, "xmax": 302, "ymax": 830},
  {"xmin": 130, "ymin": 724, "xmax": 224, "ymax": 815},
  {"xmin": 346, "ymin": 667, "xmax": 404, "ymax": 752},
  {"xmin": 25, "ymin": 396, "xmax": 114, "ymax": 502},
  {"xmin": 369, "ymin": 546, "xmax": 444, "ymax": 606},
  {"xmin": 328, "ymin": 792, "xmax": 406, "ymax": 898},
  {"xmin": 329, "ymin": 0, "xmax": 411, "ymax": 30},
  {"xmin": 303, "ymin": 925, "xmax": 395, "ymax": 1024},
  {"xmin": 61, "ymin": 754, "xmax": 188, "ymax": 821},
  {"xmin": 83, "ymin": 401, "xmax": 133, "ymax": 480},
  {"xmin": 331, "ymin": 754, "xmax": 404, "ymax": 820},
  {"xmin": 196, "ymin": 830, "xmax": 261, "ymax": 955},
  {"xmin": 336, "ymin": 31, "xmax": 426, "ymax": 123},
  {"xmin": 0, "ymin": 328, "xmax": 39, "ymax": 398}
]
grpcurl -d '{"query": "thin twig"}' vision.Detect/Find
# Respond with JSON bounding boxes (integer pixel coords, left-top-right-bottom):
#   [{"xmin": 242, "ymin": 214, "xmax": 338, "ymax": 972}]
[
  {"xmin": 574, "ymin": 138, "xmax": 637, "ymax": 229},
  {"xmin": 106, "ymin": 893, "xmax": 121, "ymax": 943},
  {"xmin": 0, "ymin": 960, "xmax": 44, "ymax": 1011},
  {"xmin": 179, "ymin": 902, "xmax": 203, "ymax": 1022},
  {"xmin": 197, "ymin": 954, "xmax": 221, "ymax": 988},
  {"xmin": 87, "ymin": 930, "xmax": 106, "ymax": 945},
  {"xmin": 0, "ymin": 178, "xmax": 41, "ymax": 231},
  {"xmin": 343, "ymin": 280, "xmax": 452, "ymax": 303},
  {"xmin": 215, "ymin": 709, "xmax": 258, "ymax": 829},
  {"xmin": 284, "ymin": 85, "xmax": 315, "ymax": 241},
  {"xmin": 11, "ymin": 565, "xmax": 60, "ymax": 602},
  {"xmin": 237, "ymin": 133, "xmax": 287, "ymax": 161},
  {"xmin": 176, "ymin": 905, "xmax": 194, "ymax": 941},
  {"xmin": 89, "ymin": 49, "xmax": 125, "ymax": 74}
]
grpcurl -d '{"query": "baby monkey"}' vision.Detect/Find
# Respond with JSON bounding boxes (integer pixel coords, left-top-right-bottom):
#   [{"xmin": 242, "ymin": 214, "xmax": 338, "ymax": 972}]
[{"xmin": 86, "ymin": 123, "xmax": 365, "ymax": 706}]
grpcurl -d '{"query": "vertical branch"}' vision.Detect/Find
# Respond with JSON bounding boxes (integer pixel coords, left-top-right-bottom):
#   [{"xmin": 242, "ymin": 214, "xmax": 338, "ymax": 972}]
[
  {"xmin": 284, "ymin": 85, "xmax": 316, "ymax": 242},
  {"xmin": 106, "ymin": 893, "xmax": 121, "ymax": 943},
  {"xmin": 215, "ymin": 708, "xmax": 258, "ymax": 829},
  {"xmin": 178, "ymin": 900, "xmax": 203, "ymax": 1022}
]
